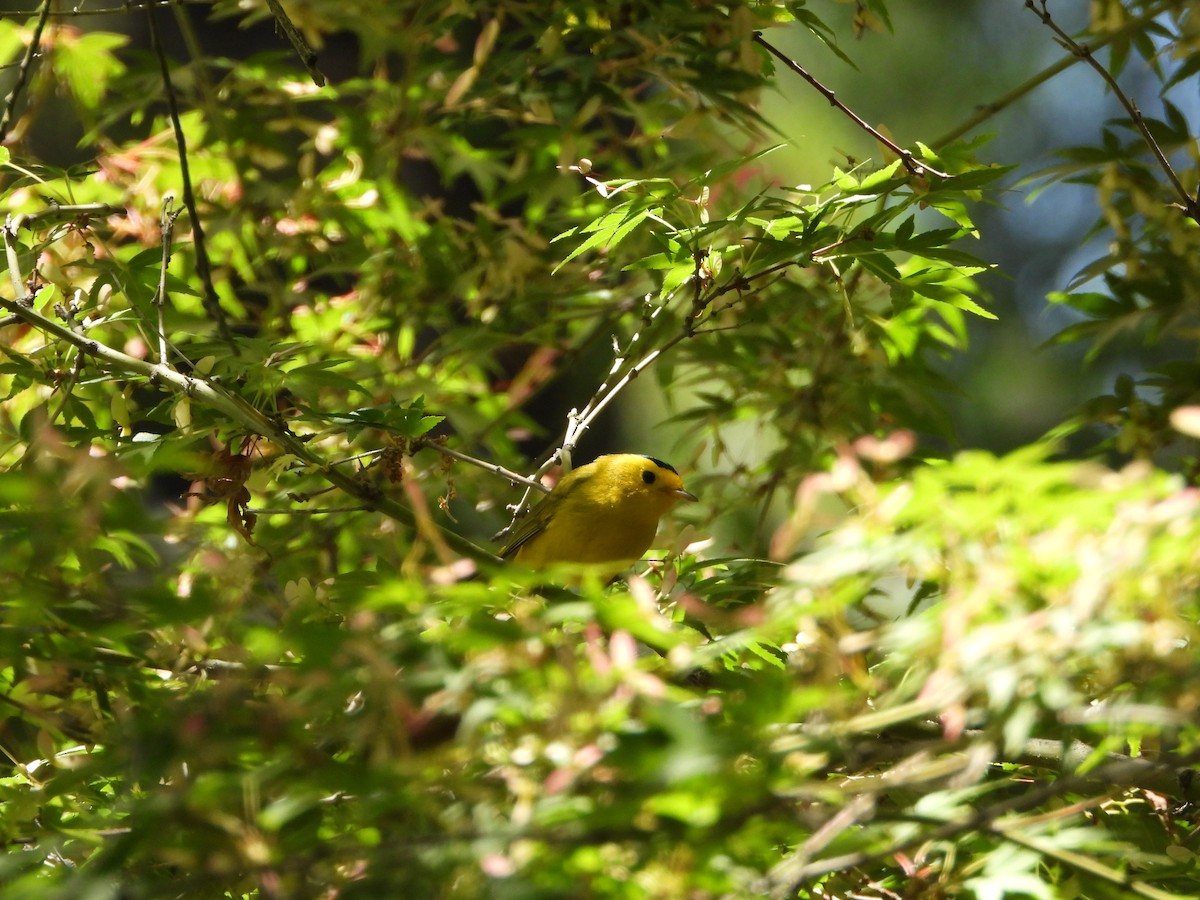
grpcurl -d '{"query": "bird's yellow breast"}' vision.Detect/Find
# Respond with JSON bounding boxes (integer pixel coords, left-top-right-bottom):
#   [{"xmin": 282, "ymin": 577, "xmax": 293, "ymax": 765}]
[
  {"xmin": 499, "ymin": 454, "xmax": 695, "ymax": 570},
  {"xmin": 512, "ymin": 490, "xmax": 662, "ymax": 567}
]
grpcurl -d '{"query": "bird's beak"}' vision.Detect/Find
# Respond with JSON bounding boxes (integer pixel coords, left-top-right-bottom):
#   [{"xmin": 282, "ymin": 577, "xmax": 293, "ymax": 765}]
[{"xmin": 675, "ymin": 488, "xmax": 698, "ymax": 502}]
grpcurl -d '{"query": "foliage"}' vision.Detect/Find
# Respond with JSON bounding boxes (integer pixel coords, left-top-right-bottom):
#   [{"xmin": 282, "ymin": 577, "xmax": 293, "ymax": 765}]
[{"xmin": 0, "ymin": 0, "xmax": 1199, "ymax": 897}]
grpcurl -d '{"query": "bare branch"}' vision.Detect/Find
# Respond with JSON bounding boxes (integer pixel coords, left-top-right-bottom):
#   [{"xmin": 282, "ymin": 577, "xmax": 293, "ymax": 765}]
[
  {"xmin": 999, "ymin": 828, "xmax": 1185, "ymax": 900},
  {"xmin": 144, "ymin": 3, "xmax": 237, "ymax": 351},
  {"xmin": 493, "ymin": 293, "xmax": 693, "ymax": 538},
  {"xmin": 152, "ymin": 198, "xmax": 182, "ymax": 365},
  {"xmin": 264, "ymin": 0, "xmax": 327, "ymax": 87}
]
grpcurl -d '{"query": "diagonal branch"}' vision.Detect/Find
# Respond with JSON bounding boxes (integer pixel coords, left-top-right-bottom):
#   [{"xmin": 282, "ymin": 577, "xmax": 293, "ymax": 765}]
[
  {"xmin": 0, "ymin": 0, "xmax": 51, "ymax": 144},
  {"xmin": 560, "ymin": 298, "xmax": 680, "ymax": 462},
  {"xmin": 753, "ymin": 32, "xmax": 950, "ymax": 181},
  {"xmin": 1025, "ymin": 0, "xmax": 1199, "ymax": 224},
  {"xmin": 999, "ymin": 827, "xmax": 1185, "ymax": 900},
  {"xmin": 264, "ymin": 0, "xmax": 327, "ymax": 87},
  {"xmin": 495, "ymin": 294, "xmax": 693, "ymax": 537}
]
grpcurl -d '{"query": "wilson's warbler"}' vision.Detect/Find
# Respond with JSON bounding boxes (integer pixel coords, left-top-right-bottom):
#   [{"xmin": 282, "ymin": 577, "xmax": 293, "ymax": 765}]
[{"xmin": 498, "ymin": 454, "xmax": 697, "ymax": 569}]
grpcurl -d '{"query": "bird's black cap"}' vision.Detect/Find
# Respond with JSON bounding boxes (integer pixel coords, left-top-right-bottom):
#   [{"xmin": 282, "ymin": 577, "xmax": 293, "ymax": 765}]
[{"xmin": 641, "ymin": 456, "xmax": 678, "ymax": 474}]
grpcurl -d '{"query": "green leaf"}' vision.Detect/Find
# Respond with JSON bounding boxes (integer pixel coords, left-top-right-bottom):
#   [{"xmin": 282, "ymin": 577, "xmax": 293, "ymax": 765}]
[
  {"xmin": 309, "ymin": 399, "xmax": 445, "ymax": 439},
  {"xmin": 644, "ymin": 789, "xmax": 721, "ymax": 827},
  {"xmin": 54, "ymin": 31, "xmax": 128, "ymax": 113}
]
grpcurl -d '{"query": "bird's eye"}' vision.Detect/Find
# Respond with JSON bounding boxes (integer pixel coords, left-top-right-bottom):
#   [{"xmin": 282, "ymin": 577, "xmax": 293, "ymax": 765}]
[{"xmin": 642, "ymin": 470, "xmax": 656, "ymax": 485}]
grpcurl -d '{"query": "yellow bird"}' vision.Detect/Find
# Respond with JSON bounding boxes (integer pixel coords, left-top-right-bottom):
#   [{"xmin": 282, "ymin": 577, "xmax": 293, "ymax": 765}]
[{"xmin": 498, "ymin": 454, "xmax": 697, "ymax": 569}]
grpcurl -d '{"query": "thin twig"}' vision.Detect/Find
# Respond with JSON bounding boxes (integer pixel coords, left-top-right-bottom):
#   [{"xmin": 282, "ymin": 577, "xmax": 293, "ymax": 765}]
[
  {"xmin": 245, "ymin": 506, "xmax": 370, "ymax": 515},
  {"xmin": 561, "ymin": 298, "xmax": 672, "ymax": 458},
  {"xmin": 152, "ymin": 198, "xmax": 182, "ymax": 365},
  {"xmin": 189, "ymin": 658, "xmax": 284, "ymax": 676},
  {"xmin": 144, "ymin": 3, "xmax": 237, "ymax": 351},
  {"xmin": 0, "ymin": 0, "xmax": 50, "ymax": 144},
  {"xmin": 1025, "ymin": 0, "xmax": 1200, "ymax": 224},
  {"xmin": 495, "ymin": 297, "xmax": 684, "ymax": 536},
  {"xmin": 328, "ymin": 448, "xmax": 385, "ymax": 466},
  {"xmin": 752, "ymin": 32, "xmax": 950, "ymax": 181},
  {"xmin": 505, "ymin": 249, "xmax": 731, "ymax": 529},
  {"xmin": 565, "ymin": 345, "xmax": 664, "ymax": 450},
  {"xmin": 421, "ymin": 441, "xmax": 550, "ymax": 494},
  {"xmin": 264, "ymin": 0, "xmax": 327, "ymax": 87},
  {"xmin": 561, "ymin": 249, "xmax": 729, "ymax": 461},
  {"xmin": 168, "ymin": 5, "xmax": 223, "ymax": 138},
  {"xmin": 2, "ymin": 217, "xmax": 28, "ymax": 299},
  {"xmin": 697, "ymin": 234, "xmax": 857, "ymax": 310}
]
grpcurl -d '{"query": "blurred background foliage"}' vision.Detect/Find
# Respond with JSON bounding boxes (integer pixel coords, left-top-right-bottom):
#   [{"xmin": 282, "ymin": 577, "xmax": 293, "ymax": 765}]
[{"xmin": 1, "ymin": 0, "xmax": 1200, "ymax": 897}]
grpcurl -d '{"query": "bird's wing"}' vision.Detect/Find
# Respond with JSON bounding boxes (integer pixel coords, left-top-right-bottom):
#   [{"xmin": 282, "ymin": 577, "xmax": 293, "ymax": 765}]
[
  {"xmin": 496, "ymin": 468, "xmax": 590, "ymax": 559},
  {"xmin": 496, "ymin": 507, "xmax": 549, "ymax": 558}
]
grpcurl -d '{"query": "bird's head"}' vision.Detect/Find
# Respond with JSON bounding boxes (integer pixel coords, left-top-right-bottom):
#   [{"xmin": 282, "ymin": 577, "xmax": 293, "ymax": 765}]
[{"xmin": 596, "ymin": 454, "xmax": 697, "ymax": 512}]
